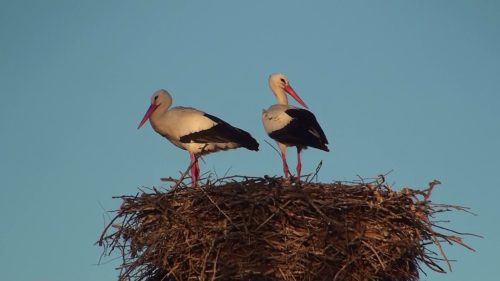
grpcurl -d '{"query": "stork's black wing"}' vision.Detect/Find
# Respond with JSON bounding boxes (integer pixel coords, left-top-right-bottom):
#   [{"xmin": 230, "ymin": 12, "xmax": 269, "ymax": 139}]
[
  {"xmin": 269, "ymin": 108, "xmax": 329, "ymax": 151},
  {"xmin": 179, "ymin": 113, "xmax": 259, "ymax": 151}
]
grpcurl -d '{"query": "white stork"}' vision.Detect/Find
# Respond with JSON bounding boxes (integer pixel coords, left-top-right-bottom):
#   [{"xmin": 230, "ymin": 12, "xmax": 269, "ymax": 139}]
[
  {"xmin": 262, "ymin": 73, "xmax": 329, "ymax": 180},
  {"xmin": 138, "ymin": 89, "xmax": 259, "ymax": 186}
]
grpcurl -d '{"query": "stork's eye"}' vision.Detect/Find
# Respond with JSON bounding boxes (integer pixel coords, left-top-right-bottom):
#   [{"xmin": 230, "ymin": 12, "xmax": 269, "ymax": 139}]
[
  {"xmin": 280, "ymin": 78, "xmax": 286, "ymax": 84},
  {"xmin": 154, "ymin": 96, "xmax": 159, "ymax": 100}
]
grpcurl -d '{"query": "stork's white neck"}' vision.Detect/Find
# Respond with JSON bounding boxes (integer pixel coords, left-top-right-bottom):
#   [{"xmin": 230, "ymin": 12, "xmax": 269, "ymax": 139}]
[
  {"xmin": 149, "ymin": 102, "xmax": 170, "ymax": 128},
  {"xmin": 272, "ymin": 87, "xmax": 289, "ymax": 105}
]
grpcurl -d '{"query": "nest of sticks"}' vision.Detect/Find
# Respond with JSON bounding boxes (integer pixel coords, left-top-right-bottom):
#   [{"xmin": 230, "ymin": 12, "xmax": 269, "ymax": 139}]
[{"xmin": 98, "ymin": 173, "xmax": 476, "ymax": 281}]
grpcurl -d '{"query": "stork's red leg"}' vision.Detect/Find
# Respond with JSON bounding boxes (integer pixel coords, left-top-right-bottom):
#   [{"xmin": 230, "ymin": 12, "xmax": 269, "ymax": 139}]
[
  {"xmin": 281, "ymin": 151, "xmax": 291, "ymax": 178},
  {"xmin": 189, "ymin": 152, "xmax": 199, "ymax": 187},
  {"xmin": 194, "ymin": 156, "xmax": 200, "ymax": 184},
  {"xmin": 296, "ymin": 147, "xmax": 302, "ymax": 181}
]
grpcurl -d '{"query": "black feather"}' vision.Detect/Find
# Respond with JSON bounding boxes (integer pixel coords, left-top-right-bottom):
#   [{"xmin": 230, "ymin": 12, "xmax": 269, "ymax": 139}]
[
  {"xmin": 269, "ymin": 108, "xmax": 329, "ymax": 151},
  {"xmin": 179, "ymin": 113, "xmax": 259, "ymax": 151}
]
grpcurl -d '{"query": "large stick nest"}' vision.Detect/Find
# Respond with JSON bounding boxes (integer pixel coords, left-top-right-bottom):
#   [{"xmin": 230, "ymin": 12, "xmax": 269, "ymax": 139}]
[{"xmin": 98, "ymin": 175, "xmax": 475, "ymax": 281}]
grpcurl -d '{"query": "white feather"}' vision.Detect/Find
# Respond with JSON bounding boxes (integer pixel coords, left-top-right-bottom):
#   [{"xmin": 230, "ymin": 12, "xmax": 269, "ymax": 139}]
[{"xmin": 261, "ymin": 104, "xmax": 297, "ymax": 134}]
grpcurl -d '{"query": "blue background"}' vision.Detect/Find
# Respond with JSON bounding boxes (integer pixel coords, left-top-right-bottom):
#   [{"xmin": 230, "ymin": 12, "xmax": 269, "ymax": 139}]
[{"xmin": 1, "ymin": 1, "xmax": 498, "ymax": 280}]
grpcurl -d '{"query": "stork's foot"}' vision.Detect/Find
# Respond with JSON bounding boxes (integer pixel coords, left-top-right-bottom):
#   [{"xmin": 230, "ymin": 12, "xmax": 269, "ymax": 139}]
[
  {"xmin": 280, "ymin": 175, "xmax": 292, "ymax": 186},
  {"xmin": 283, "ymin": 178, "xmax": 292, "ymax": 186},
  {"xmin": 290, "ymin": 175, "xmax": 303, "ymax": 185}
]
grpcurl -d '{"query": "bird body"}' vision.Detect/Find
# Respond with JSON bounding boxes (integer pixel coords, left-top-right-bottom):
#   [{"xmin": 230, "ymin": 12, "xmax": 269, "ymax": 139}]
[
  {"xmin": 262, "ymin": 104, "xmax": 295, "ymax": 133},
  {"xmin": 151, "ymin": 106, "xmax": 257, "ymax": 154},
  {"xmin": 262, "ymin": 73, "xmax": 329, "ymax": 179},
  {"xmin": 263, "ymin": 106, "xmax": 329, "ymax": 152},
  {"xmin": 139, "ymin": 89, "xmax": 259, "ymax": 186}
]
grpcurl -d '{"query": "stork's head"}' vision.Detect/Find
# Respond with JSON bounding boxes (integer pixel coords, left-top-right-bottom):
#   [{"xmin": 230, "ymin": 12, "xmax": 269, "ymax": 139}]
[
  {"xmin": 268, "ymin": 73, "xmax": 308, "ymax": 109},
  {"xmin": 137, "ymin": 89, "xmax": 173, "ymax": 129}
]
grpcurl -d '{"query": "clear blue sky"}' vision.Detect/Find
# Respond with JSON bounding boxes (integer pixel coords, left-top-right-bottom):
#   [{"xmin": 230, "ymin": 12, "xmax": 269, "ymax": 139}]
[{"xmin": 1, "ymin": 1, "xmax": 498, "ymax": 280}]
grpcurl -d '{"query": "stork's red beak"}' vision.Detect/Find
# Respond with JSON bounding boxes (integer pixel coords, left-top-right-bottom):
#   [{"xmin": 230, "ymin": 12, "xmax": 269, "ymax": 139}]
[
  {"xmin": 284, "ymin": 84, "xmax": 309, "ymax": 109},
  {"xmin": 137, "ymin": 103, "xmax": 159, "ymax": 129}
]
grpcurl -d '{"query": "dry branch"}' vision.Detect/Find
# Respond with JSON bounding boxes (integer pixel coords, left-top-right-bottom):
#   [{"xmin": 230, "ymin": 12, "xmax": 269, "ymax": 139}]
[{"xmin": 98, "ymin": 175, "xmax": 476, "ymax": 281}]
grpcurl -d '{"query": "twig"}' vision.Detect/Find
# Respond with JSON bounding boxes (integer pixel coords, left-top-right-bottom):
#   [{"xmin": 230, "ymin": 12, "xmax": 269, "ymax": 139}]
[
  {"xmin": 256, "ymin": 200, "xmax": 292, "ymax": 231},
  {"xmin": 198, "ymin": 185, "xmax": 240, "ymax": 231},
  {"xmin": 97, "ymin": 175, "xmax": 478, "ymax": 281},
  {"xmin": 307, "ymin": 160, "xmax": 323, "ymax": 183},
  {"xmin": 264, "ymin": 139, "xmax": 281, "ymax": 158},
  {"xmin": 362, "ymin": 240, "xmax": 386, "ymax": 271}
]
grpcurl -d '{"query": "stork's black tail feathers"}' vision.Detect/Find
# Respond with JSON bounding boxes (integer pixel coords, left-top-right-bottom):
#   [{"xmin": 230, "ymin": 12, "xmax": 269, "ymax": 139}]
[{"xmin": 233, "ymin": 128, "xmax": 259, "ymax": 151}]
